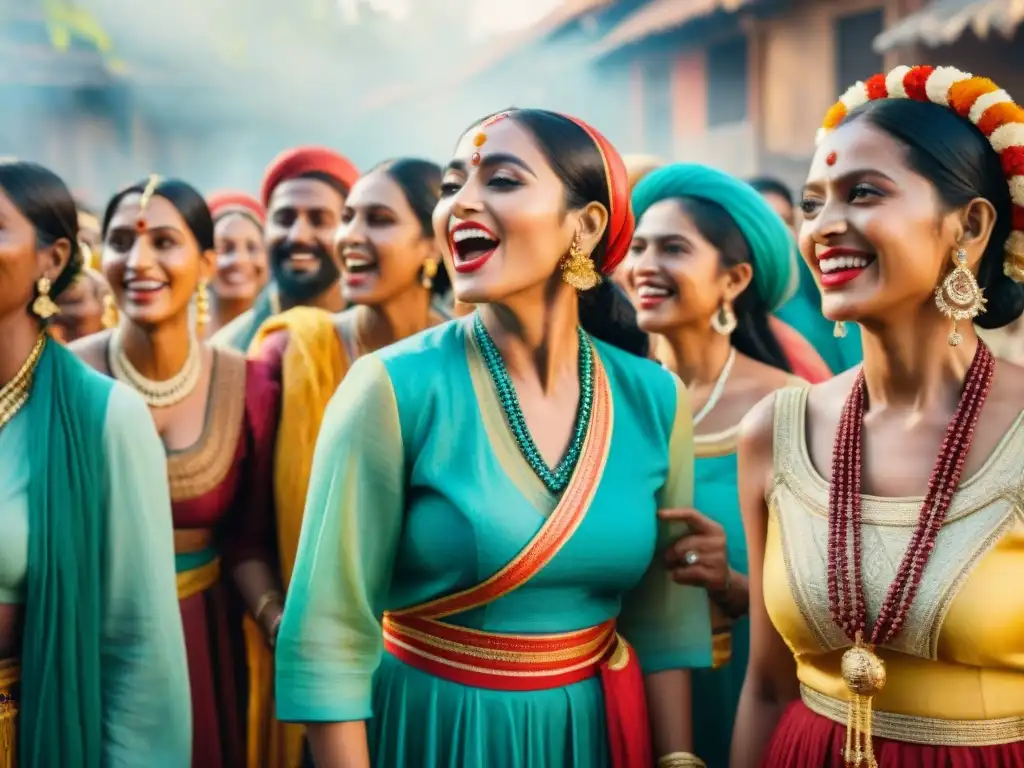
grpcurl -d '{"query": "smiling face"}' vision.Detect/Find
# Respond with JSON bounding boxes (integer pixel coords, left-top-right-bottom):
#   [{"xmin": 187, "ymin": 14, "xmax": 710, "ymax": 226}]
[
  {"xmin": 102, "ymin": 193, "xmax": 211, "ymax": 328},
  {"xmin": 335, "ymin": 168, "xmax": 434, "ymax": 305},
  {"xmin": 53, "ymin": 272, "xmax": 104, "ymax": 341},
  {"xmin": 432, "ymin": 118, "xmax": 579, "ymax": 305},
  {"xmin": 265, "ymin": 177, "xmax": 344, "ymax": 301},
  {"xmin": 213, "ymin": 212, "xmax": 267, "ymax": 302},
  {"xmin": 626, "ymin": 198, "xmax": 750, "ymax": 334},
  {"xmin": 799, "ymin": 119, "xmax": 962, "ymax": 324}
]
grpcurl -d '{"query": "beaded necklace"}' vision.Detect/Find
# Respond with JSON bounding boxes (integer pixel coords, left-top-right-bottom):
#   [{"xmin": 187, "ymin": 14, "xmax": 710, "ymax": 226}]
[
  {"xmin": 827, "ymin": 341, "xmax": 995, "ymax": 768},
  {"xmin": 473, "ymin": 315, "xmax": 593, "ymax": 494}
]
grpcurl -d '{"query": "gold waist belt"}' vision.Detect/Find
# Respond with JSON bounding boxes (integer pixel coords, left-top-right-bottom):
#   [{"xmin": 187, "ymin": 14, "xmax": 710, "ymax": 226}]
[
  {"xmin": 0, "ymin": 658, "xmax": 19, "ymax": 768},
  {"xmin": 176, "ymin": 557, "xmax": 221, "ymax": 602},
  {"xmin": 801, "ymin": 683, "xmax": 1024, "ymax": 746}
]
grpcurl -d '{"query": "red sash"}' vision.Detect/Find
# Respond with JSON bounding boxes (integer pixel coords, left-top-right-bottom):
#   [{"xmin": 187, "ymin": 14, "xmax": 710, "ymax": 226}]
[{"xmin": 383, "ymin": 350, "xmax": 652, "ymax": 768}]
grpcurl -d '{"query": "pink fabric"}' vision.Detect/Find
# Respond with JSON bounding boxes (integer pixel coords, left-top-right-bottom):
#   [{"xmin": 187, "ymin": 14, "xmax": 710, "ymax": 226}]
[{"xmin": 770, "ymin": 316, "xmax": 833, "ymax": 383}]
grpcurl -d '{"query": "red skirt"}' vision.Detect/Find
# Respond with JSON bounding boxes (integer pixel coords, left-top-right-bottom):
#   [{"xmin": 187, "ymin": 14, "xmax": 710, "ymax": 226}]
[{"xmin": 763, "ymin": 700, "xmax": 1024, "ymax": 768}]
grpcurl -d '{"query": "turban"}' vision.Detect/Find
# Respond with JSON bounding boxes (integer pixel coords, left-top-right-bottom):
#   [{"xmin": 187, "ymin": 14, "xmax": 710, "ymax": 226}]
[
  {"xmin": 206, "ymin": 190, "xmax": 265, "ymax": 226},
  {"xmin": 632, "ymin": 164, "xmax": 799, "ymax": 312},
  {"xmin": 260, "ymin": 146, "xmax": 360, "ymax": 208}
]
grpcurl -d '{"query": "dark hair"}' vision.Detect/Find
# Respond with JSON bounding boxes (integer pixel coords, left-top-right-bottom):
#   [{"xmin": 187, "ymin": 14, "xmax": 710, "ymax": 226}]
[
  {"xmin": 675, "ymin": 197, "xmax": 792, "ymax": 372},
  {"xmin": 370, "ymin": 157, "xmax": 450, "ymax": 296},
  {"xmin": 102, "ymin": 178, "xmax": 215, "ymax": 252},
  {"xmin": 748, "ymin": 177, "xmax": 794, "ymax": 207},
  {"xmin": 298, "ymin": 170, "xmax": 350, "ymax": 203},
  {"xmin": 0, "ymin": 160, "xmax": 82, "ymax": 302},
  {"xmin": 467, "ymin": 108, "xmax": 648, "ymax": 357},
  {"xmin": 844, "ymin": 98, "xmax": 1024, "ymax": 329}
]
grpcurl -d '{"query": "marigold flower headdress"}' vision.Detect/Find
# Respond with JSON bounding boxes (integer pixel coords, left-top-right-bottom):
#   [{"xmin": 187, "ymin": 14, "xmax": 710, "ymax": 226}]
[{"xmin": 818, "ymin": 65, "xmax": 1024, "ymax": 283}]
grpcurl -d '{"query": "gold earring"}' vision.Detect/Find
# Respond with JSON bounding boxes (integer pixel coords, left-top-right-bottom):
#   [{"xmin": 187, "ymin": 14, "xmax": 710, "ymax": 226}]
[
  {"xmin": 935, "ymin": 247, "xmax": 986, "ymax": 346},
  {"xmin": 560, "ymin": 234, "xmax": 601, "ymax": 291},
  {"xmin": 833, "ymin": 320, "xmax": 848, "ymax": 339},
  {"xmin": 196, "ymin": 278, "xmax": 211, "ymax": 335},
  {"xmin": 32, "ymin": 276, "xmax": 59, "ymax": 320},
  {"xmin": 101, "ymin": 294, "xmax": 119, "ymax": 329},
  {"xmin": 421, "ymin": 258, "xmax": 438, "ymax": 290},
  {"xmin": 710, "ymin": 301, "xmax": 737, "ymax": 335}
]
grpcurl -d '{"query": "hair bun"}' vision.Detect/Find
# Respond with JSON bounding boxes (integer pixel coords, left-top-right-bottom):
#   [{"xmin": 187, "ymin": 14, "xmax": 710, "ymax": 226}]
[{"xmin": 976, "ymin": 262, "xmax": 1024, "ymax": 328}]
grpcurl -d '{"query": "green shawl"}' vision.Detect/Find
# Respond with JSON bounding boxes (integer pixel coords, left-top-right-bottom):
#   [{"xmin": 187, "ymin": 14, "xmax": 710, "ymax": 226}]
[{"xmin": 21, "ymin": 340, "xmax": 113, "ymax": 767}]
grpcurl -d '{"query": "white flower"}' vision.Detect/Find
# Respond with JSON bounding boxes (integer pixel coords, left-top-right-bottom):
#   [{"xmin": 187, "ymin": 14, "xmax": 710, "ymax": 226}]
[
  {"xmin": 989, "ymin": 122, "xmax": 1024, "ymax": 153},
  {"xmin": 925, "ymin": 66, "xmax": 972, "ymax": 106},
  {"xmin": 969, "ymin": 89, "xmax": 1014, "ymax": 124},
  {"xmin": 815, "ymin": 127, "xmax": 829, "ymax": 146},
  {"xmin": 1004, "ymin": 230, "xmax": 1024, "ymax": 262},
  {"xmin": 885, "ymin": 66, "xmax": 912, "ymax": 99},
  {"xmin": 839, "ymin": 81, "xmax": 870, "ymax": 111},
  {"xmin": 1009, "ymin": 176, "xmax": 1024, "ymax": 207}
]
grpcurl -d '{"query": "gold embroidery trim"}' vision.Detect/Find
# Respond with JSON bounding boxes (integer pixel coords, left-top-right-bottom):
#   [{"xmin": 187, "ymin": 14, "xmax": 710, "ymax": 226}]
[
  {"xmin": 801, "ymin": 684, "xmax": 1024, "ymax": 746},
  {"xmin": 176, "ymin": 557, "xmax": 221, "ymax": 601},
  {"xmin": 0, "ymin": 658, "xmax": 18, "ymax": 768},
  {"xmin": 167, "ymin": 349, "xmax": 247, "ymax": 501},
  {"xmin": 694, "ymin": 425, "xmax": 740, "ymax": 458}
]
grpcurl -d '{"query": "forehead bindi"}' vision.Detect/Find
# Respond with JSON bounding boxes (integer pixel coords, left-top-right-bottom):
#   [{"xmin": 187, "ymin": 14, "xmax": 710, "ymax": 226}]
[
  {"xmin": 454, "ymin": 119, "xmax": 544, "ymax": 169},
  {"xmin": 809, "ymin": 121, "xmax": 910, "ymax": 182},
  {"xmin": 110, "ymin": 194, "xmax": 183, "ymax": 231}
]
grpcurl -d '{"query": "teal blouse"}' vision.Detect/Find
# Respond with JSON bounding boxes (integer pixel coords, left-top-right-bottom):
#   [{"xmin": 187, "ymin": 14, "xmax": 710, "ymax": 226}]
[{"xmin": 277, "ymin": 318, "xmax": 714, "ymax": 767}]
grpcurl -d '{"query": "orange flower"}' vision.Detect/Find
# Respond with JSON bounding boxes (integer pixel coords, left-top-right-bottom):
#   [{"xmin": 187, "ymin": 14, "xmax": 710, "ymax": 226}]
[
  {"xmin": 948, "ymin": 77, "xmax": 1000, "ymax": 117},
  {"xmin": 976, "ymin": 102, "xmax": 1024, "ymax": 137},
  {"xmin": 822, "ymin": 102, "xmax": 848, "ymax": 130}
]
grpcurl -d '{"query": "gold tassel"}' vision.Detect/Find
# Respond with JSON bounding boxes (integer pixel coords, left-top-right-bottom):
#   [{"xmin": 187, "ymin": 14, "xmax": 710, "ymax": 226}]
[{"xmin": 841, "ymin": 632, "xmax": 885, "ymax": 768}]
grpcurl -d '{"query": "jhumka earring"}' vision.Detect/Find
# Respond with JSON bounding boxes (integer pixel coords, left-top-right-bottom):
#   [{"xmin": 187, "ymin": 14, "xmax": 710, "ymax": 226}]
[
  {"xmin": 101, "ymin": 293, "xmax": 119, "ymax": 329},
  {"xmin": 935, "ymin": 246, "xmax": 986, "ymax": 346},
  {"xmin": 710, "ymin": 301, "xmax": 738, "ymax": 336},
  {"xmin": 195, "ymin": 277, "xmax": 211, "ymax": 336},
  {"xmin": 32, "ymin": 276, "xmax": 59, "ymax": 320},
  {"xmin": 834, "ymin": 320, "xmax": 848, "ymax": 339},
  {"xmin": 560, "ymin": 233, "xmax": 601, "ymax": 291},
  {"xmin": 421, "ymin": 258, "xmax": 438, "ymax": 290}
]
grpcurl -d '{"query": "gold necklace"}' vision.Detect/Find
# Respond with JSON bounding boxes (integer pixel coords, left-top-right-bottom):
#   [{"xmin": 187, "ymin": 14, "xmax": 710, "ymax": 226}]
[
  {"xmin": 0, "ymin": 334, "xmax": 46, "ymax": 431},
  {"xmin": 108, "ymin": 329, "xmax": 203, "ymax": 408}
]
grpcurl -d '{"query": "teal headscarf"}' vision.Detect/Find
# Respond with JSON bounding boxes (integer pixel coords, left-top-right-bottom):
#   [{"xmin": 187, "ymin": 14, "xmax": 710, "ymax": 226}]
[{"xmin": 631, "ymin": 164, "xmax": 799, "ymax": 313}]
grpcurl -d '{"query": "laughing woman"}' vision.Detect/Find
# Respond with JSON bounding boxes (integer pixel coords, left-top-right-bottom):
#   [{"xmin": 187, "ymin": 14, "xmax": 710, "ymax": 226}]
[
  {"xmin": 626, "ymin": 163, "xmax": 805, "ymax": 768},
  {"xmin": 733, "ymin": 67, "xmax": 1024, "ymax": 767},
  {"xmin": 205, "ymin": 191, "xmax": 269, "ymax": 339},
  {"xmin": 276, "ymin": 110, "xmax": 715, "ymax": 768},
  {"xmin": 72, "ymin": 177, "xmax": 282, "ymax": 768},
  {"xmin": 0, "ymin": 160, "xmax": 189, "ymax": 766},
  {"xmin": 246, "ymin": 158, "xmax": 450, "ymax": 768}
]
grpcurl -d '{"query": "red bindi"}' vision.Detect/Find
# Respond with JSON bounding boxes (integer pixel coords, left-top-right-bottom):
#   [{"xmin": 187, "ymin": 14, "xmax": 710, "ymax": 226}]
[
  {"xmin": 471, "ymin": 152, "xmax": 481, "ymax": 166},
  {"xmin": 135, "ymin": 218, "xmax": 147, "ymax": 233},
  {"xmin": 826, "ymin": 151, "xmax": 838, "ymax": 166}
]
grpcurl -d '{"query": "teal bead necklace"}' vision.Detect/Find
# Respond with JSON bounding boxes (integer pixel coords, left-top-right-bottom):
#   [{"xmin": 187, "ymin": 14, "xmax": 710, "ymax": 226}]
[{"xmin": 474, "ymin": 315, "xmax": 594, "ymax": 494}]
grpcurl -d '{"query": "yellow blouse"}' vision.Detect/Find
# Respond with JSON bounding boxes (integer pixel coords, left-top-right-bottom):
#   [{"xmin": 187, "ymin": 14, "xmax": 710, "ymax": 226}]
[{"xmin": 765, "ymin": 387, "xmax": 1024, "ymax": 724}]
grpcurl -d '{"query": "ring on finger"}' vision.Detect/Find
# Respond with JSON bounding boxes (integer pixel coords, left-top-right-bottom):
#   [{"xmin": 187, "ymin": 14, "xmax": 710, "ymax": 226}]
[{"xmin": 683, "ymin": 549, "xmax": 700, "ymax": 566}]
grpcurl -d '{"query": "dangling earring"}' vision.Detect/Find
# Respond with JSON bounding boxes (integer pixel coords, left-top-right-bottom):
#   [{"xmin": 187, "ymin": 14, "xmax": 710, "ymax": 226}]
[
  {"xmin": 101, "ymin": 294, "xmax": 119, "ymax": 329},
  {"xmin": 710, "ymin": 301, "xmax": 737, "ymax": 335},
  {"xmin": 32, "ymin": 276, "xmax": 59, "ymax": 320},
  {"xmin": 833, "ymin": 320, "xmax": 847, "ymax": 339},
  {"xmin": 421, "ymin": 258, "xmax": 438, "ymax": 290},
  {"xmin": 935, "ymin": 246, "xmax": 986, "ymax": 347},
  {"xmin": 560, "ymin": 233, "xmax": 601, "ymax": 291},
  {"xmin": 195, "ymin": 278, "xmax": 211, "ymax": 336}
]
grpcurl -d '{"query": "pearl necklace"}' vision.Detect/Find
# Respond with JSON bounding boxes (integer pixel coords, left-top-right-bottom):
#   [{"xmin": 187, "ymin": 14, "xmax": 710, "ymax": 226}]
[
  {"xmin": 691, "ymin": 347, "xmax": 736, "ymax": 427},
  {"xmin": 0, "ymin": 334, "xmax": 46, "ymax": 431},
  {"xmin": 108, "ymin": 330, "xmax": 203, "ymax": 408}
]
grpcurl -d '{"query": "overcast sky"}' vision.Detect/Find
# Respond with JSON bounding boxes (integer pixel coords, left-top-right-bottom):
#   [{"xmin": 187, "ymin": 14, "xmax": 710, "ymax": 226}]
[{"xmin": 360, "ymin": 0, "xmax": 562, "ymax": 36}]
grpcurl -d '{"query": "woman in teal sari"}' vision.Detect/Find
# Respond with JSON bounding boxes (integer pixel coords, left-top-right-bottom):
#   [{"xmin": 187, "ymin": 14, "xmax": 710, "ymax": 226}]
[
  {"xmin": 627, "ymin": 164, "xmax": 806, "ymax": 768},
  {"xmin": 0, "ymin": 160, "xmax": 191, "ymax": 767},
  {"xmin": 277, "ymin": 110, "xmax": 715, "ymax": 768}
]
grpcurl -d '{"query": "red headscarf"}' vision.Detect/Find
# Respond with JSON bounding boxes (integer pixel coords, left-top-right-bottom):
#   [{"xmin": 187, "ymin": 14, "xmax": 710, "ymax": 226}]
[
  {"xmin": 206, "ymin": 190, "xmax": 265, "ymax": 226},
  {"xmin": 561, "ymin": 115, "xmax": 634, "ymax": 275},
  {"xmin": 259, "ymin": 146, "xmax": 360, "ymax": 208}
]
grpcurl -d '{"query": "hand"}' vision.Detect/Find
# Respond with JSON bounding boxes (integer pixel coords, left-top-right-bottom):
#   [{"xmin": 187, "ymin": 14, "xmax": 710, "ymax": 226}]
[
  {"xmin": 263, "ymin": 605, "xmax": 284, "ymax": 648},
  {"xmin": 659, "ymin": 507, "xmax": 731, "ymax": 596}
]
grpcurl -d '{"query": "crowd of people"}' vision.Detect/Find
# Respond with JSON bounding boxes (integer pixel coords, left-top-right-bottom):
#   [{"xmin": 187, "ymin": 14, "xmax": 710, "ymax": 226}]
[{"xmin": 1, "ymin": 63, "xmax": 1023, "ymax": 768}]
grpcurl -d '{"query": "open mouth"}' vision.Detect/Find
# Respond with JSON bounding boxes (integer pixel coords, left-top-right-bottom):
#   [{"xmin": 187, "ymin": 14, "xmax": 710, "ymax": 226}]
[
  {"xmin": 218, "ymin": 264, "xmax": 253, "ymax": 287},
  {"xmin": 123, "ymin": 278, "xmax": 168, "ymax": 303},
  {"xmin": 341, "ymin": 249, "xmax": 378, "ymax": 287},
  {"xmin": 634, "ymin": 281, "xmax": 675, "ymax": 310},
  {"xmin": 284, "ymin": 252, "xmax": 322, "ymax": 275},
  {"xmin": 818, "ymin": 250, "xmax": 876, "ymax": 288},
  {"xmin": 449, "ymin": 221, "xmax": 500, "ymax": 274}
]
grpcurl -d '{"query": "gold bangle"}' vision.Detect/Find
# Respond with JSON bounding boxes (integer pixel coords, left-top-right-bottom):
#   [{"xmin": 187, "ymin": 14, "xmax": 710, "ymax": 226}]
[
  {"xmin": 657, "ymin": 753, "xmax": 707, "ymax": 768},
  {"xmin": 254, "ymin": 590, "xmax": 284, "ymax": 623}
]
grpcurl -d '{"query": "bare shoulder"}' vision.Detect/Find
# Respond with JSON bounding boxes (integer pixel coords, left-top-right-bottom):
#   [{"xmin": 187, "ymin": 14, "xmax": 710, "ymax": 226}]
[{"xmin": 68, "ymin": 329, "xmax": 112, "ymax": 374}]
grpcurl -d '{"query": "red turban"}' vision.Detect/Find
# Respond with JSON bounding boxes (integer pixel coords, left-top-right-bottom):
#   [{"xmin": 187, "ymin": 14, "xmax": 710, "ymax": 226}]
[
  {"xmin": 561, "ymin": 115, "xmax": 634, "ymax": 275},
  {"xmin": 206, "ymin": 190, "xmax": 265, "ymax": 226},
  {"xmin": 260, "ymin": 146, "xmax": 360, "ymax": 208}
]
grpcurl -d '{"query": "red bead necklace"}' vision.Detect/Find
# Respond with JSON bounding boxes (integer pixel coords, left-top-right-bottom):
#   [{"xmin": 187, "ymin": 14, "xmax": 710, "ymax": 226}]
[{"xmin": 826, "ymin": 341, "xmax": 995, "ymax": 767}]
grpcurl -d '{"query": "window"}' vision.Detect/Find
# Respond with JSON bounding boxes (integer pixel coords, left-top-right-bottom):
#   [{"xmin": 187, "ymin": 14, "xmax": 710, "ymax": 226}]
[
  {"xmin": 706, "ymin": 36, "xmax": 749, "ymax": 127},
  {"xmin": 835, "ymin": 9, "xmax": 884, "ymax": 91},
  {"xmin": 643, "ymin": 56, "xmax": 673, "ymax": 156}
]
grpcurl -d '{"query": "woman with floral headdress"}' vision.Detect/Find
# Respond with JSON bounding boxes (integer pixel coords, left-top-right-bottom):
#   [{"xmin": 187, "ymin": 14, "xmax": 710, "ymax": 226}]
[
  {"xmin": 276, "ymin": 110, "xmax": 716, "ymax": 768},
  {"xmin": 72, "ymin": 176, "xmax": 283, "ymax": 768},
  {"xmin": 733, "ymin": 66, "xmax": 1024, "ymax": 767},
  {"xmin": 0, "ymin": 160, "xmax": 190, "ymax": 766},
  {"xmin": 625, "ymin": 162, "xmax": 810, "ymax": 767}
]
